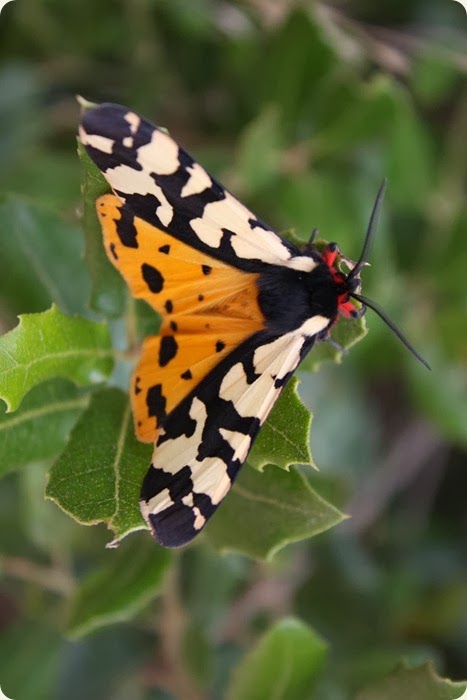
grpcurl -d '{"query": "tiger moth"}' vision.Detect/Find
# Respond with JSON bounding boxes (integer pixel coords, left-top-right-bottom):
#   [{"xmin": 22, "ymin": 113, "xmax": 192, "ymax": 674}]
[{"xmin": 79, "ymin": 102, "xmax": 428, "ymax": 548}]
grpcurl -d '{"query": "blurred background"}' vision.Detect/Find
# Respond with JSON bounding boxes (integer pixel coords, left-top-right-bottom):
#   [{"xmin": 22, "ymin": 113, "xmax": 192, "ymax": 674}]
[{"xmin": 0, "ymin": 0, "xmax": 466, "ymax": 698}]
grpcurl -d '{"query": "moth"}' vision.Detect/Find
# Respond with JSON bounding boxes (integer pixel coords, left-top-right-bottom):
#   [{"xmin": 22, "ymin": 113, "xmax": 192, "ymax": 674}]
[{"xmin": 79, "ymin": 103, "xmax": 428, "ymax": 548}]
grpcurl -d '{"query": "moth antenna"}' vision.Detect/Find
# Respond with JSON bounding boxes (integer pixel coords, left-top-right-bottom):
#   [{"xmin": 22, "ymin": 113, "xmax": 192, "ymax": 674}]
[
  {"xmin": 303, "ymin": 228, "xmax": 319, "ymax": 254},
  {"xmin": 309, "ymin": 228, "xmax": 319, "ymax": 245},
  {"xmin": 351, "ymin": 292, "xmax": 431, "ymax": 370},
  {"xmin": 348, "ymin": 178, "xmax": 387, "ymax": 281}
]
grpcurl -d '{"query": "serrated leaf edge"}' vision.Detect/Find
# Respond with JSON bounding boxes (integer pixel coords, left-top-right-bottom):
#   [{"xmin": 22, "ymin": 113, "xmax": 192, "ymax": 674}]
[{"xmin": 216, "ymin": 467, "xmax": 344, "ymax": 560}]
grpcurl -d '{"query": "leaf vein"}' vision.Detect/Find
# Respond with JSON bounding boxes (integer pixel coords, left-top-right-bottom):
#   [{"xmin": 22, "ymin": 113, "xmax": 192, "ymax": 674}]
[
  {"xmin": 111, "ymin": 402, "xmax": 132, "ymax": 521},
  {"xmin": 0, "ymin": 397, "xmax": 88, "ymax": 431},
  {"xmin": 0, "ymin": 348, "xmax": 113, "ymax": 378},
  {"xmin": 233, "ymin": 480, "xmax": 312, "ymax": 516}
]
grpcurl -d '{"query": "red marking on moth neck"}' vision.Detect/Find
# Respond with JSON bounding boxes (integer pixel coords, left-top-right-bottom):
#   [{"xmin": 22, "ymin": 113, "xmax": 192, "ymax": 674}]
[
  {"xmin": 338, "ymin": 297, "xmax": 357, "ymax": 318},
  {"xmin": 322, "ymin": 243, "xmax": 359, "ymax": 319},
  {"xmin": 321, "ymin": 245, "xmax": 338, "ymax": 268}
]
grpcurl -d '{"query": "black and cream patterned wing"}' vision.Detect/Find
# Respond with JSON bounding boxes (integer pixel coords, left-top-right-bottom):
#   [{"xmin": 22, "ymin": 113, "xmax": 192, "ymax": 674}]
[
  {"xmin": 140, "ymin": 327, "xmax": 317, "ymax": 547},
  {"xmin": 79, "ymin": 102, "xmax": 316, "ymax": 274}
]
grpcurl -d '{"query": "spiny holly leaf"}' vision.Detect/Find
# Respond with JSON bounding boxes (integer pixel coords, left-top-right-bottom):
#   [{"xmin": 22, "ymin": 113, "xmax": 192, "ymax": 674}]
[
  {"xmin": 0, "ymin": 379, "xmax": 89, "ymax": 476},
  {"xmin": 205, "ymin": 465, "xmax": 344, "ymax": 560},
  {"xmin": 356, "ymin": 663, "xmax": 466, "ymax": 700},
  {"xmin": 78, "ymin": 141, "xmax": 126, "ymax": 317},
  {"xmin": 68, "ymin": 535, "xmax": 172, "ymax": 638},
  {"xmin": 0, "ymin": 305, "xmax": 113, "ymax": 412},
  {"xmin": 46, "ymin": 388, "xmax": 152, "ymax": 542},
  {"xmin": 249, "ymin": 377, "xmax": 313, "ymax": 472},
  {"xmin": 227, "ymin": 617, "xmax": 327, "ymax": 700}
]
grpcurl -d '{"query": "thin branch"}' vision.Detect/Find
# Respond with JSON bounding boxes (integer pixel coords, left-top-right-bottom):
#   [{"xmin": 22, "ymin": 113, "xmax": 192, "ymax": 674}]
[
  {"xmin": 0, "ymin": 555, "xmax": 75, "ymax": 595},
  {"xmin": 143, "ymin": 563, "xmax": 206, "ymax": 700},
  {"xmin": 217, "ymin": 554, "xmax": 308, "ymax": 644},
  {"xmin": 316, "ymin": 3, "xmax": 467, "ymax": 76},
  {"xmin": 346, "ymin": 420, "xmax": 445, "ymax": 533}
]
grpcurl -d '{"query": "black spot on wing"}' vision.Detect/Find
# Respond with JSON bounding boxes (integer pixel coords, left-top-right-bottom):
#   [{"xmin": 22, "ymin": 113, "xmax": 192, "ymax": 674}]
[
  {"xmin": 239, "ymin": 352, "xmax": 260, "ymax": 385},
  {"xmin": 202, "ymin": 264, "xmax": 212, "ymax": 276},
  {"xmin": 109, "ymin": 243, "xmax": 118, "ymax": 260},
  {"xmin": 81, "ymin": 103, "xmax": 153, "ymax": 173},
  {"xmin": 159, "ymin": 335, "xmax": 178, "ymax": 367},
  {"xmin": 164, "ymin": 299, "xmax": 173, "ymax": 313},
  {"xmin": 134, "ymin": 376, "xmax": 142, "ymax": 395},
  {"xmin": 193, "ymin": 492, "xmax": 217, "ymax": 520},
  {"xmin": 249, "ymin": 217, "xmax": 271, "ymax": 232},
  {"xmin": 159, "ymin": 244, "xmax": 170, "ymax": 254},
  {"xmin": 115, "ymin": 202, "xmax": 138, "ymax": 248},
  {"xmin": 146, "ymin": 384, "xmax": 166, "ymax": 426},
  {"xmin": 115, "ymin": 191, "xmax": 168, "ymax": 238},
  {"xmin": 181, "ymin": 369, "xmax": 192, "ymax": 380},
  {"xmin": 215, "ymin": 340, "xmax": 225, "ymax": 353},
  {"xmin": 142, "ymin": 263, "xmax": 164, "ymax": 293},
  {"xmin": 142, "ymin": 464, "xmax": 193, "ymax": 502},
  {"xmin": 195, "ymin": 407, "xmax": 257, "ymax": 479},
  {"xmin": 219, "ymin": 228, "xmax": 238, "ymax": 259}
]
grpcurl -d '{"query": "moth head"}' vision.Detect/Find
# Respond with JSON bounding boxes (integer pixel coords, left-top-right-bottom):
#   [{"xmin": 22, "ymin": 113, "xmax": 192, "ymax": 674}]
[{"xmin": 317, "ymin": 180, "xmax": 430, "ymax": 370}]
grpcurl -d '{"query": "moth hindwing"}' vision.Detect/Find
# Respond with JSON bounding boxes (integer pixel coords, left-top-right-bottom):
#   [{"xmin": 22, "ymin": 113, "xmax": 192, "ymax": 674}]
[{"xmin": 79, "ymin": 102, "xmax": 363, "ymax": 547}]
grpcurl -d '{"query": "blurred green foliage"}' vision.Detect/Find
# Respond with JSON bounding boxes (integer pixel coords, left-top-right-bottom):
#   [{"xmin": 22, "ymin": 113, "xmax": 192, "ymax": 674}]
[{"xmin": 0, "ymin": 0, "xmax": 466, "ymax": 698}]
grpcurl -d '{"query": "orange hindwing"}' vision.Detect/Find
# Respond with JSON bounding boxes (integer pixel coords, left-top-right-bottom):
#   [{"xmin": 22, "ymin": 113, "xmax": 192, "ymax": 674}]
[{"xmin": 97, "ymin": 194, "xmax": 265, "ymax": 442}]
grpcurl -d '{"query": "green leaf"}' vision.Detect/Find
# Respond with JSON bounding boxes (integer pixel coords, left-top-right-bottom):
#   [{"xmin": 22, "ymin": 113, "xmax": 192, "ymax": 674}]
[
  {"xmin": 206, "ymin": 465, "xmax": 344, "ymax": 560},
  {"xmin": 411, "ymin": 52, "xmax": 460, "ymax": 106},
  {"xmin": 182, "ymin": 621, "xmax": 213, "ymax": 687},
  {"xmin": 19, "ymin": 461, "xmax": 80, "ymax": 555},
  {"xmin": 262, "ymin": 9, "xmax": 336, "ymax": 128},
  {"xmin": 0, "ymin": 622, "xmax": 61, "ymax": 700},
  {"xmin": 5, "ymin": 152, "xmax": 81, "ymax": 211},
  {"xmin": 312, "ymin": 76, "xmax": 398, "ymax": 159},
  {"xmin": 0, "ymin": 379, "xmax": 89, "ymax": 476},
  {"xmin": 0, "ymin": 65, "xmax": 42, "ymax": 176},
  {"xmin": 180, "ymin": 546, "xmax": 248, "ymax": 633},
  {"xmin": 0, "ymin": 305, "xmax": 113, "ymax": 412},
  {"xmin": 0, "ymin": 195, "xmax": 89, "ymax": 316},
  {"xmin": 68, "ymin": 534, "xmax": 172, "ymax": 638},
  {"xmin": 46, "ymin": 388, "xmax": 152, "ymax": 542},
  {"xmin": 277, "ymin": 172, "xmax": 364, "ymax": 251},
  {"xmin": 385, "ymin": 91, "xmax": 435, "ymax": 210},
  {"xmin": 227, "ymin": 617, "xmax": 327, "ymax": 700},
  {"xmin": 356, "ymin": 662, "xmax": 466, "ymax": 700},
  {"xmin": 235, "ymin": 105, "xmax": 283, "ymax": 194},
  {"xmin": 78, "ymin": 141, "xmax": 127, "ymax": 317},
  {"xmin": 249, "ymin": 377, "xmax": 313, "ymax": 471},
  {"xmin": 408, "ymin": 351, "xmax": 467, "ymax": 447}
]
